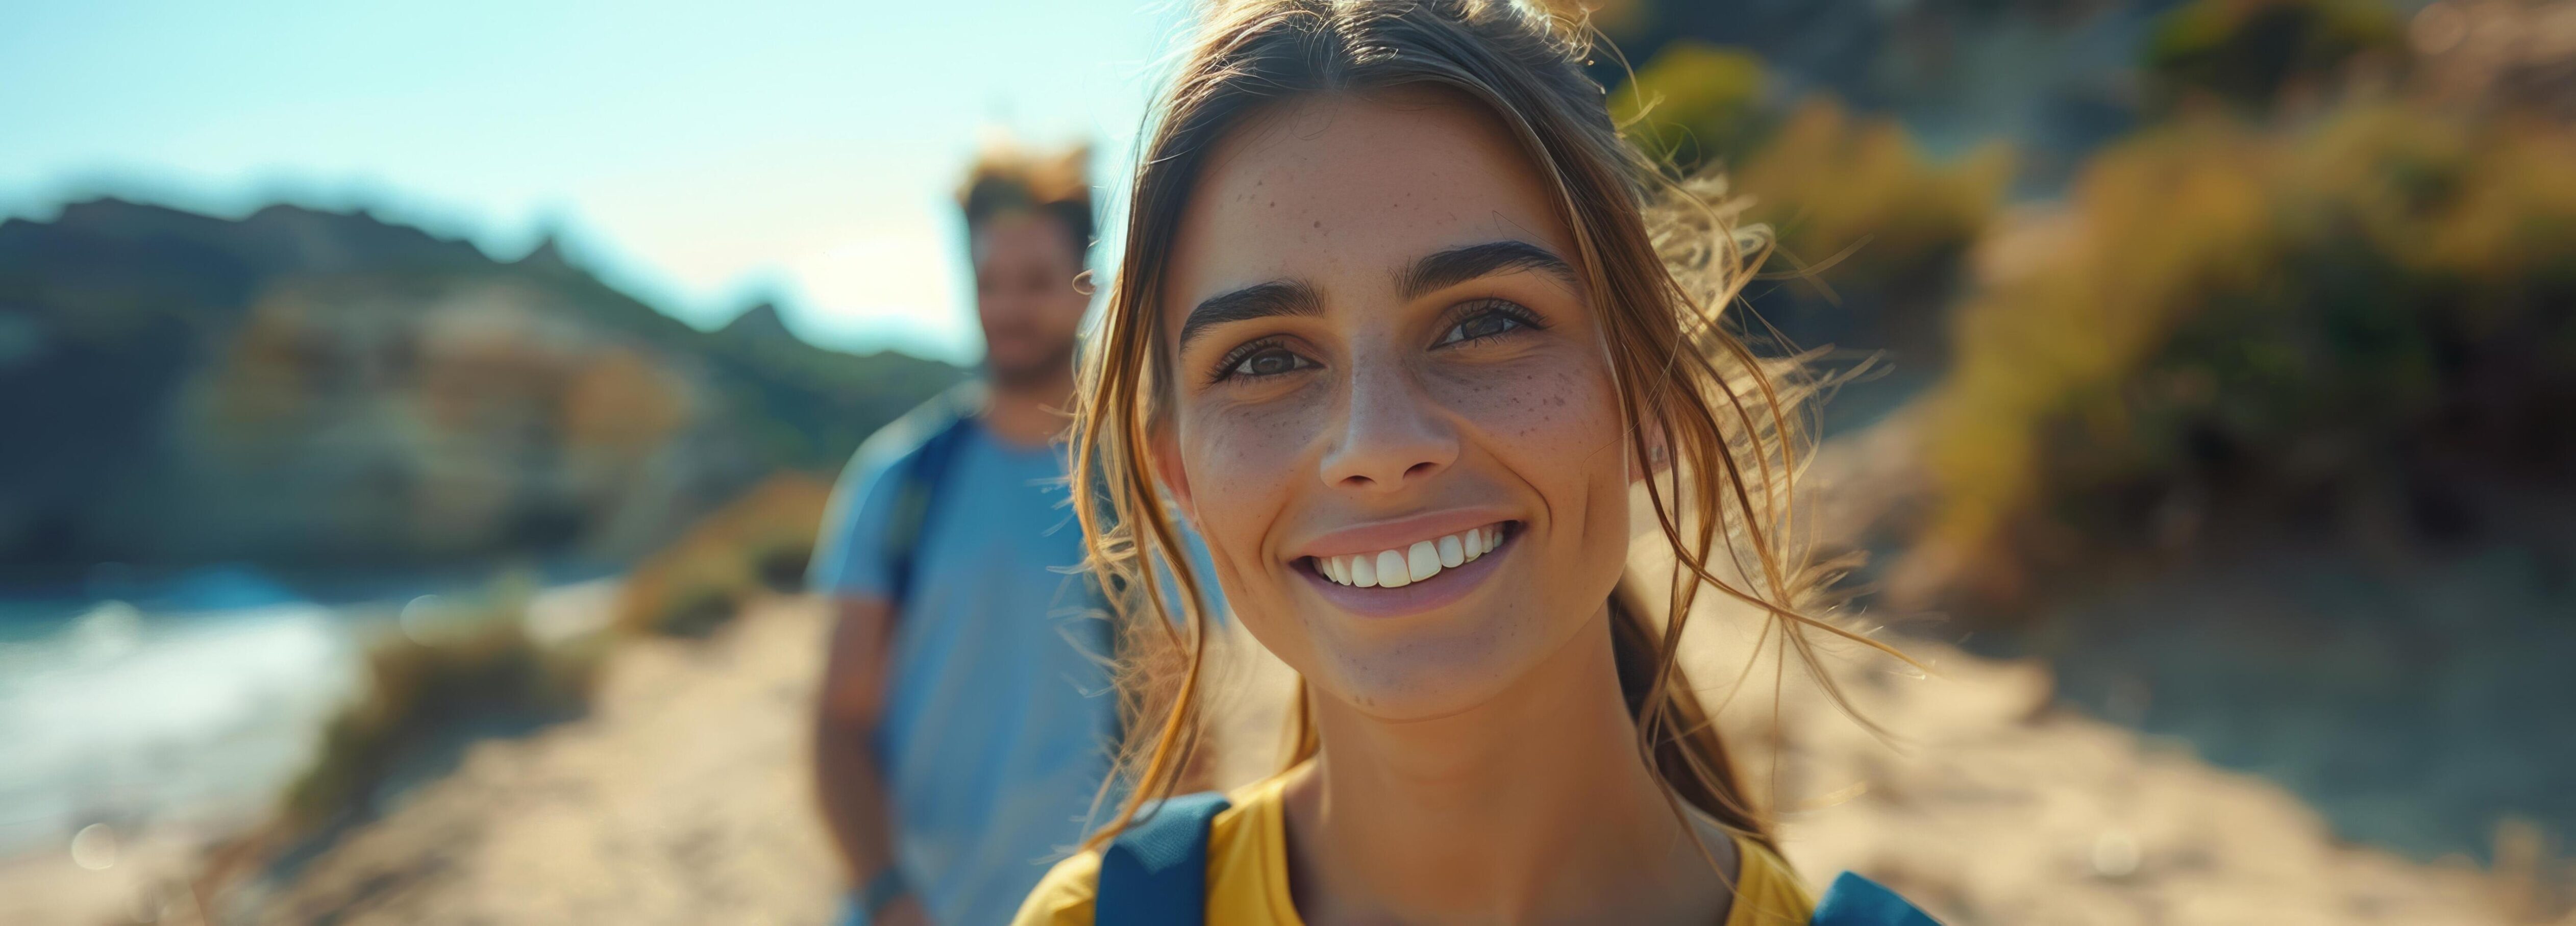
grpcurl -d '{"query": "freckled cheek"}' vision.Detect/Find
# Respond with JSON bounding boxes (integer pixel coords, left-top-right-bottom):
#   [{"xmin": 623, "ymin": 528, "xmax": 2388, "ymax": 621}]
[
  {"xmin": 1178, "ymin": 396, "xmax": 1329, "ymax": 569},
  {"xmin": 1433, "ymin": 357, "xmax": 1623, "ymax": 468},
  {"xmin": 1435, "ymin": 355, "xmax": 1629, "ymax": 593}
]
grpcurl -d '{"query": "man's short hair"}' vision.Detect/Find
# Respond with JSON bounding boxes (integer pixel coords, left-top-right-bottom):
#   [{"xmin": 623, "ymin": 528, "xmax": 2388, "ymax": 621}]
[{"xmin": 957, "ymin": 139, "xmax": 1094, "ymax": 264}]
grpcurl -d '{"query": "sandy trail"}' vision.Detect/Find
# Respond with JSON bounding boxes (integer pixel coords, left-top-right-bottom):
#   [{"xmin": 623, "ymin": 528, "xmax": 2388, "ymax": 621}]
[
  {"xmin": 235, "ymin": 597, "xmax": 842, "ymax": 925},
  {"xmin": 1201, "ymin": 603, "xmax": 2540, "ymax": 925},
  {"xmin": 17, "ymin": 408, "xmax": 2557, "ymax": 923},
  {"xmin": 142, "ymin": 593, "xmax": 2544, "ymax": 925}
]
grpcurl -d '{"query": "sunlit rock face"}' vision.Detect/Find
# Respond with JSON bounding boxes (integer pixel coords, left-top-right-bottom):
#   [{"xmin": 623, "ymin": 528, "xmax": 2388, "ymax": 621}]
[{"xmin": 0, "ymin": 199, "xmax": 963, "ymax": 579}]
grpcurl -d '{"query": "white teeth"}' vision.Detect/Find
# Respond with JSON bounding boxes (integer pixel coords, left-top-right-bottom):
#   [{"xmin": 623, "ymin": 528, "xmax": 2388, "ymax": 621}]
[
  {"xmin": 1315, "ymin": 524, "xmax": 1510, "ymax": 589},
  {"xmin": 1406, "ymin": 541, "xmax": 1440, "ymax": 582},
  {"xmin": 1376, "ymin": 550, "xmax": 1411, "ymax": 588}
]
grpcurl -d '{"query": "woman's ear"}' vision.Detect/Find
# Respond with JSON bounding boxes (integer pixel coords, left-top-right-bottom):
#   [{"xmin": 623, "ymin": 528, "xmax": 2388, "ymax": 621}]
[{"xmin": 1150, "ymin": 424, "xmax": 1198, "ymax": 521}]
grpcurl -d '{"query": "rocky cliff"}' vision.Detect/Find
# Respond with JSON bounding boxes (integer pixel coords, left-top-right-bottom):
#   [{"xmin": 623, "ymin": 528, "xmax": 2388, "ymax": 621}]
[{"xmin": 0, "ymin": 199, "xmax": 963, "ymax": 582}]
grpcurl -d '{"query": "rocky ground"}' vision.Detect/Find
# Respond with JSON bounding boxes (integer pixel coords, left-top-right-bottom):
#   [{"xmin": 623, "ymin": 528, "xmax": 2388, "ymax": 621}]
[
  {"xmin": 233, "ymin": 596, "xmax": 844, "ymax": 924},
  {"xmin": 8, "ymin": 412, "xmax": 2567, "ymax": 924},
  {"xmin": 1205, "ymin": 574, "xmax": 2560, "ymax": 924},
  {"xmin": 1675, "ymin": 622, "xmax": 2554, "ymax": 924},
  {"xmin": 14, "ymin": 596, "xmax": 2560, "ymax": 924},
  {"xmin": 0, "ymin": 595, "xmax": 839, "ymax": 926}
]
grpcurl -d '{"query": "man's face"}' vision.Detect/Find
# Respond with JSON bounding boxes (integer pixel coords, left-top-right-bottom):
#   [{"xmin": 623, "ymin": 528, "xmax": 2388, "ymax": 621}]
[{"xmin": 970, "ymin": 211, "xmax": 1088, "ymax": 388}]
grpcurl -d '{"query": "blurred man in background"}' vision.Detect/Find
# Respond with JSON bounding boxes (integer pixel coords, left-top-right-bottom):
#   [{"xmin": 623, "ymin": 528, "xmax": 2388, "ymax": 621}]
[{"xmin": 807, "ymin": 142, "xmax": 1112, "ymax": 926}]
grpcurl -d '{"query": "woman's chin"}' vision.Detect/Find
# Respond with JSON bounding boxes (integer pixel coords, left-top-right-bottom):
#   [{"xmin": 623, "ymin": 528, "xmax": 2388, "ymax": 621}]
[
  {"xmin": 1324, "ymin": 679, "xmax": 1508, "ymax": 723},
  {"xmin": 1301, "ymin": 626, "xmax": 1553, "ymax": 722}
]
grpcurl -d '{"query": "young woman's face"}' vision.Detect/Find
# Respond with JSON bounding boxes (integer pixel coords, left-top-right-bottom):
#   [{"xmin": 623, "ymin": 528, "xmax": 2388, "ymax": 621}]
[{"xmin": 1154, "ymin": 90, "xmax": 1634, "ymax": 721}]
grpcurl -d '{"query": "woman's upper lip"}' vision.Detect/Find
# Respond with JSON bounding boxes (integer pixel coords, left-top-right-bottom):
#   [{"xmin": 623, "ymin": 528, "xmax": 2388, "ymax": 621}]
[{"xmin": 1291, "ymin": 508, "xmax": 1519, "ymax": 559}]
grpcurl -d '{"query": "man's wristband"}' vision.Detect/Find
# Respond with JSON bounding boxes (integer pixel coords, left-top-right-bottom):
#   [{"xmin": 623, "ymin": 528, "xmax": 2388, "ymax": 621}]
[{"xmin": 856, "ymin": 866, "xmax": 908, "ymax": 924}]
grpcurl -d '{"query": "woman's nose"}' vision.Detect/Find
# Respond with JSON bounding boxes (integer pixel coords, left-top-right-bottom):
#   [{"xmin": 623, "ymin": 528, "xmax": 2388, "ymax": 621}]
[{"xmin": 1318, "ymin": 361, "xmax": 1457, "ymax": 492}]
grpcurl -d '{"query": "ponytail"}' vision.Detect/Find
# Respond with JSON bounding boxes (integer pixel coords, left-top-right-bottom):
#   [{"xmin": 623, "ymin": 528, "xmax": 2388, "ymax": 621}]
[{"xmin": 1608, "ymin": 586, "xmax": 1772, "ymax": 850}]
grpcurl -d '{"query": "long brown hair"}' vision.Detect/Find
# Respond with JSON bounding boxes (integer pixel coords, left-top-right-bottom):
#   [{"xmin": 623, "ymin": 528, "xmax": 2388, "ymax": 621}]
[{"xmin": 1069, "ymin": 0, "xmax": 1902, "ymax": 857}]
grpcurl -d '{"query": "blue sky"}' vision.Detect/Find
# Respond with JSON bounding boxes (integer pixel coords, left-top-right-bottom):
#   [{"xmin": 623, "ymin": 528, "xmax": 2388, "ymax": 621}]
[{"xmin": 0, "ymin": 0, "xmax": 1196, "ymax": 364}]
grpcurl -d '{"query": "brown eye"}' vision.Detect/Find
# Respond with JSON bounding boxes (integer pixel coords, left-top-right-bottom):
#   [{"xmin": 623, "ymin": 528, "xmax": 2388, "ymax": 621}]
[
  {"xmin": 1435, "ymin": 303, "xmax": 1537, "ymax": 347},
  {"xmin": 1228, "ymin": 346, "xmax": 1314, "ymax": 379}
]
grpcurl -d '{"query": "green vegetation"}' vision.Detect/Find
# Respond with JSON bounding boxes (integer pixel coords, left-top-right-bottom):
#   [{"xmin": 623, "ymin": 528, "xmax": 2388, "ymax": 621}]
[
  {"xmin": 280, "ymin": 580, "xmax": 605, "ymax": 836},
  {"xmin": 1611, "ymin": 40, "xmax": 1770, "ymax": 173},
  {"xmin": 271, "ymin": 471, "xmax": 839, "ymax": 848},
  {"xmin": 1616, "ymin": 43, "xmax": 2011, "ymax": 286},
  {"xmin": 1733, "ymin": 98, "xmax": 2013, "ymax": 293},
  {"xmin": 1614, "ymin": 44, "xmax": 2012, "ymax": 358},
  {"xmin": 2145, "ymin": 0, "xmax": 2409, "ymax": 112},
  {"xmin": 616, "ymin": 472, "xmax": 834, "ymax": 637},
  {"xmin": 1919, "ymin": 102, "xmax": 2576, "ymax": 613}
]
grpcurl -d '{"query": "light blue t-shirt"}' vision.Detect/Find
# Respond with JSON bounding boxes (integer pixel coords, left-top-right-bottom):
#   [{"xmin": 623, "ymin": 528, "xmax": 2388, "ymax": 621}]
[{"xmin": 809, "ymin": 414, "xmax": 1117, "ymax": 926}]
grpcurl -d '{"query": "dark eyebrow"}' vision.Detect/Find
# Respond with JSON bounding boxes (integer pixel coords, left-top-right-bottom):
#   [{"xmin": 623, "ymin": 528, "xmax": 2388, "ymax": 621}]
[
  {"xmin": 1397, "ymin": 240, "xmax": 1579, "ymax": 300},
  {"xmin": 1177, "ymin": 279, "xmax": 1325, "ymax": 352}
]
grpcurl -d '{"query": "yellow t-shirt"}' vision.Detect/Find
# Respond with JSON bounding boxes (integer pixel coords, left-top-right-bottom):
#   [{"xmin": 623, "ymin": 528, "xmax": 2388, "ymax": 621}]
[{"xmin": 1012, "ymin": 773, "xmax": 1816, "ymax": 925}]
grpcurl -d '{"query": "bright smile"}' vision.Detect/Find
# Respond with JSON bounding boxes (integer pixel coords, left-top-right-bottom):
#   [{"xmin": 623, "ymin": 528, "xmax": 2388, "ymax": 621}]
[{"xmin": 1296, "ymin": 520, "xmax": 1519, "ymax": 619}]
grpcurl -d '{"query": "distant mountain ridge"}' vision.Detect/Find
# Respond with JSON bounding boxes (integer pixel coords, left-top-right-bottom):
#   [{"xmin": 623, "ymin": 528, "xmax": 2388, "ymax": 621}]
[{"xmin": 0, "ymin": 198, "xmax": 964, "ymax": 583}]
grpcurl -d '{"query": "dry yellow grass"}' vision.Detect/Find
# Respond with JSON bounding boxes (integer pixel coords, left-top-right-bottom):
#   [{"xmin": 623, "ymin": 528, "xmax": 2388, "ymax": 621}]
[
  {"xmin": 615, "ymin": 472, "xmax": 834, "ymax": 637},
  {"xmin": 281, "ymin": 581, "xmax": 603, "ymax": 841},
  {"xmin": 1911, "ymin": 102, "xmax": 2576, "ymax": 613},
  {"xmin": 1735, "ymin": 98, "xmax": 2014, "ymax": 290}
]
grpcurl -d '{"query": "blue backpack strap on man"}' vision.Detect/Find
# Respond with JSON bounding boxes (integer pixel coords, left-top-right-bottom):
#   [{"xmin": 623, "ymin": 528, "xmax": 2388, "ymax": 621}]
[
  {"xmin": 878, "ymin": 380, "xmax": 1121, "ymax": 688},
  {"xmin": 1091, "ymin": 793, "xmax": 1942, "ymax": 925},
  {"xmin": 880, "ymin": 383, "xmax": 985, "ymax": 610}
]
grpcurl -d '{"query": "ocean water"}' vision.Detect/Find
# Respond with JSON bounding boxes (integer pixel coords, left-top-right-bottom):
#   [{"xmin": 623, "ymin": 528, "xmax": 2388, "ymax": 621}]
[
  {"xmin": 0, "ymin": 564, "xmax": 620, "ymax": 856},
  {"xmin": 0, "ymin": 591, "xmax": 355, "ymax": 854}
]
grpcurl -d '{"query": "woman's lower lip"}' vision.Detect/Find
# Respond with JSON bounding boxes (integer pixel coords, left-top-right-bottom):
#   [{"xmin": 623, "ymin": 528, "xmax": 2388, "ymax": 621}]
[{"xmin": 1296, "ymin": 529, "xmax": 1515, "ymax": 618}]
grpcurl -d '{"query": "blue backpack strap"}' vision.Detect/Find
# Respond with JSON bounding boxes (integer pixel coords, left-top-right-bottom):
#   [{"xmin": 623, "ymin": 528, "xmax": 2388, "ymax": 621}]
[
  {"xmin": 1812, "ymin": 871, "xmax": 1941, "ymax": 925},
  {"xmin": 882, "ymin": 386, "xmax": 983, "ymax": 609},
  {"xmin": 1096, "ymin": 792, "xmax": 1230, "ymax": 925}
]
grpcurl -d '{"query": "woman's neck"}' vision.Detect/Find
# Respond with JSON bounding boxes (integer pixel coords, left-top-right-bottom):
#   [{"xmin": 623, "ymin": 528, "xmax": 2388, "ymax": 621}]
[{"xmin": 1281, "ymin": 607, "xmax": 1739, "ymax": 924}]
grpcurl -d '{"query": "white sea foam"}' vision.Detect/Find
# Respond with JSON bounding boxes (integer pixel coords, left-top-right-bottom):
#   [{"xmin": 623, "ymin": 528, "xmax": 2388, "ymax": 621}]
[{"xmin": 0, "ymin": 598, "xmax": 360, "ymax": 853}]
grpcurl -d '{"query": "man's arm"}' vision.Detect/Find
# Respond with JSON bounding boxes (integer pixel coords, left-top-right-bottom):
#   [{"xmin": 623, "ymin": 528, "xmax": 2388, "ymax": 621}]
[{"xmin": 813, "ymin": 594, "xmax": 929, "ymax": 925}]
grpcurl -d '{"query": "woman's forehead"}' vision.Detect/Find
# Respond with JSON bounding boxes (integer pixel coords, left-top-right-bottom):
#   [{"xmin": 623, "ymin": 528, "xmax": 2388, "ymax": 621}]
[{"xmin": 1161, "ymin": 89, "xmax": 1578, "ymax": 320}]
